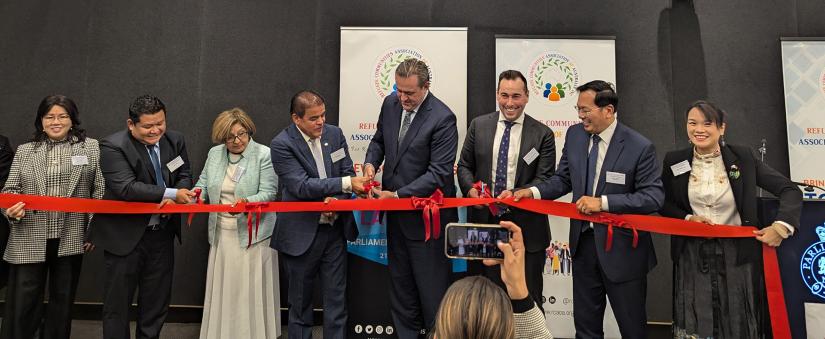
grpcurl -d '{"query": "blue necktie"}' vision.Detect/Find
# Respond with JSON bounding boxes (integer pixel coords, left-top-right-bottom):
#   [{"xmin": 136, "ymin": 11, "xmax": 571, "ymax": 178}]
[
  {"xmin": 494, "ymin": 121, "xmax": 515, "ymax": 197},
  {"xmin": 147, "ymin": 145, "xmax": 166, "ymax": 188},
  {"xmin": 585, "ymin": 134, "xmax": 601, "ymax": 196}
]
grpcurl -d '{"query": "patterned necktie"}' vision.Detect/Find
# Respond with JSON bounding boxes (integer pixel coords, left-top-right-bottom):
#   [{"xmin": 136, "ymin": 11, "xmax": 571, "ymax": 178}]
[
  {"xmin": 147, "ymin": 145, "xmax": 165, "ymax": 188},
  {"xmin": 585, "ymin": 134, "xmax": 601, "ymax": 196},
  {"xmin": 309, "ymin": 138, "xmax": 327, "ymax": 179},
  {"xmin": 494, "ymin": 120, "xmax": 515, "ymax": 197},
  {"xmin": 398, "ymin": 110, "xmax": 413, "ymax": 146}
]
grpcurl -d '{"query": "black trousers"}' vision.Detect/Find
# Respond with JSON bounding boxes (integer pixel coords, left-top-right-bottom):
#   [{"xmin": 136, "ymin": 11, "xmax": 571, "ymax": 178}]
[
  {"xmin": 573, "ymin": 230, "xmax": 648, "ymax": 339},
  {"xmin": 387, "ymin": 224, "xmax": 451, "ymax": 339},
  {"xmin": 0, "ymin": 238, "xmax": 83, "ymax": 339},
  {"xmin": 281, "ymin": 224, "xmax": 348, "ymax": 339},
  {"xmin": 102, "ymin": 228, "xmax": 174, "ymax": 339}
]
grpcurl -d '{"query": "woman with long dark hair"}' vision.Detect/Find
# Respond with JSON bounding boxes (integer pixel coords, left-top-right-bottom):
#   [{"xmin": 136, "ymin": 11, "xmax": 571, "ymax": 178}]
[{"xmin": 1, "ymin": 95, "xmax": 104, "ymax": 339}]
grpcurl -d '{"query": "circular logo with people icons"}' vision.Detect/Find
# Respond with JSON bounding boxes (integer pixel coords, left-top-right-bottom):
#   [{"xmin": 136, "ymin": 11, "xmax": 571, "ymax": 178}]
[
  {"xmin": 528, "ymin": 51, "xmax": 580, "ymax": 104},
  {"xmin": 372, "ymin": 47, "xmax": 432, "ymax": 101},
  {"xmin": 801, "ymin": 224, "xmax": 825, "ymax": 300}
]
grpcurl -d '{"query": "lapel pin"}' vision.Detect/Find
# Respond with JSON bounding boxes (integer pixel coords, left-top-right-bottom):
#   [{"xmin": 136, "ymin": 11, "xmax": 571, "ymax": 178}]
[{"xmin": 323, "ymin": 142, "xmax": 328, "ymax": 147}]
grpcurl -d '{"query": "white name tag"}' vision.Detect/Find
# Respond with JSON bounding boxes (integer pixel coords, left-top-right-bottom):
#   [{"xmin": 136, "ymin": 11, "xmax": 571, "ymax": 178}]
[
  {"xmin": 670, "ymin": 160, "xmax": 692, "ymax": 176},
  {"xmin": 605, "ymin": 171, "xmax": 626, "ymax": 185},
  {"xmin": 166, "ymin": 156, "xmax": 184, "ymax": 172},
  {"xmin": 231, "ymin": 166, "xmax": 246, "ymax": 182},
  {"xmin": 523, "ymin": 148, "xmax": 539, "ymax": 165},
  {"xmin": 330, "ymin": 148, "xmax": 346, "ymax": 163},
  {"xmin": 71, "ymin": 155, "xmax": 88, "ymax": 166}
]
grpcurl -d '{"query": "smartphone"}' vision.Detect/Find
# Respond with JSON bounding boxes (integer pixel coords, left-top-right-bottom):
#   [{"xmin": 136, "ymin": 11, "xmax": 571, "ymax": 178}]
[{"xmin": 444, "ymin": 223, "xmax": 510, "ymax": 260}]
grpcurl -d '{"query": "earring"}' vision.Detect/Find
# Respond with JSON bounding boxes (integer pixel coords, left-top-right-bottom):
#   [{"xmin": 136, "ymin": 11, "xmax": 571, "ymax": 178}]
[{"xmin": 720, "ymin": 135, "xmax": 726, "ymax": 147}]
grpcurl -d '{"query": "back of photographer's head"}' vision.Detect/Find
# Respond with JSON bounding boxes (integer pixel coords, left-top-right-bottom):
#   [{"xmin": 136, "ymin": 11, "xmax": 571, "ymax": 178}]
[{"xmin": 432, "ymin": 276, "xmax": 514, "ymax": 339}]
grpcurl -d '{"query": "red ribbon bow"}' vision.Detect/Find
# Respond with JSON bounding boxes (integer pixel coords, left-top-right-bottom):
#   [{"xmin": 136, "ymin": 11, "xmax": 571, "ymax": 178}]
[
  {"xmin": 187, "ymin": 188, "xmax": 203, "ymax": 226},
  {"xmin": 363, "ymin": 180, "xmax": 381, "ymax": 199},
  {"xmin": 596, "ymin": 215, "xmax": 638, "ymax": 252},
  {"xmin": 471, "ymin": 181, "xmax": 499, "ymax": 216},
  {"xmin": 411, "ymin": 188, "xmax": 444, "ymax": 241},
  {"xmin": 244, "ymin": 202, "xmax": 268, "ymax": 248},
  {"xmin": 360, "ymin": 181, "xmax": 382, "ymax": 225}
]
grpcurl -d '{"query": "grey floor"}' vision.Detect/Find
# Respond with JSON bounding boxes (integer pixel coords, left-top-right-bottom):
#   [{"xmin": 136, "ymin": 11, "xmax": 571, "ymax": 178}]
[{"xmin": 1, "ymin": 320, "xmax": 323, "ymax": 339}]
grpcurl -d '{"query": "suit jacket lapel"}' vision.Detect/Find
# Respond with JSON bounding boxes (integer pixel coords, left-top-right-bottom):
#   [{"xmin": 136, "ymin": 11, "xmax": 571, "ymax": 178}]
[
  {"xmin": 672, "ymin": 148, "xmax": 694, "ymax": 210},
  {"xmin": 397, "ymin": 100, "xmax": 430, "ymax": 161},
  {"xmin": 129, "ymin": 136, "xmax": 157, "ymax": 185},
  {"xmin": 479, "ymin": 113, "xmax": 498, "ymax": 185},
  {"xmin": 576, "ymin": 130, "xmax": 590, "ymax": 192},
  {"xmin": 32, "ymin": 143, "xmax": 48, "ymax": 195},
  {"xmin": 289, "ymin": 124, "xmax": 320, "ymax": 178},
  {"xmin": 208, "ymin": 146, "xmax": 229, "ymax": 203},
  {"xmin": 721, "ymin": 145, "xmax": 743, "ymax": 213},
  {"xmin": 596, "ymin": 123, "xmax": 625, "ymax": 195},
  {"xmin": 515, "ymin": 117, "xmax": 534, "ymax": 184},
  {"xmin": 321, "ymin": 129, "xmax": 333, "ymax": 177},
  {"xmin": 66, "ymin": 141, "xmax": 84, "ymax": 197}
]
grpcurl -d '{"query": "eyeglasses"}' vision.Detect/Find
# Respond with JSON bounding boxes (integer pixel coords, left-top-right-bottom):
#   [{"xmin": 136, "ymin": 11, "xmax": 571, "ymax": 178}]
[
  {"xmin": 225, "ymin": 131, "xmax": 249, "ymax": 143},
  {"xmin": 43, "ymin": 114, "xmax": 71, "ymax": 122},
  {"xmin": 573, "ymin": 106, "xmax": 601, "ymax": 115}
]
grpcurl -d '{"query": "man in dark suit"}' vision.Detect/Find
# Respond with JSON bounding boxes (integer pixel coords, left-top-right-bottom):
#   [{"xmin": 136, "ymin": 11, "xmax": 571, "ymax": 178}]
[
  {"xmin": 510, "ymin": 80, "xmax": 664, "ymax": 339},
  {"xmin": 89, "ymin": 95, "xmax": 195, "ymax": 339},
  {"xmin": 364, "ymin": 58, "xmax": 459, "ymax": 338},
  {"xmin": 270, "ymin": 90, "xmax": 369, "ymax": 339},
  {"xmin": 456, "ymin": 70, "xmax": 555, "ymax": 309}
]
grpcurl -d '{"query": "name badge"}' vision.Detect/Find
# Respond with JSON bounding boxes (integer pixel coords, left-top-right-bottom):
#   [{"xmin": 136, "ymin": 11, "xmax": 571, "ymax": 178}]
[
  {"xmin": 605, "ymin": 171, "xmax": 626, "ymax": 185},
  {"xmin": 71, "ymin": 155, "xmax": 88, "ymax": 166},
  {"xmin": 330, "ymin": 148, "xmax": 346, "ymax": 163},
  {"xmin": 166, "ymin": 156, "xmax": 184, "ymax": 172},
  {"xmin": 523, "ymin": 148, "xmax": 540, "ymax": 165},
  {"xmin": 670, "ymin": 160, "xmax": 691, "ymax": 176},
  {"xmin": 231, "ymin": 166, "xmax": 246, "ymax": 182}
]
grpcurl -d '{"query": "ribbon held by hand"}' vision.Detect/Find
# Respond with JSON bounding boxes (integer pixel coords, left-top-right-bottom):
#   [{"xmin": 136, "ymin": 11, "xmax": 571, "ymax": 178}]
[
  {"xmin": 245, "ymin": 202, "xmax": 267, "ymax": 248},
  {"xmin": 360, "ymin": 180, "xmax": 382, "ymax": 225},
  {"xmin": 411, "ymin": 188, "xmax": 444, "ymax": 241},
  {"xmin": 471, "ymin": 181, "xmax": 499, "ymax": 216},
  {"xmin": 187, "ymin": 188, "xmax": 203, "ymax": 227}
]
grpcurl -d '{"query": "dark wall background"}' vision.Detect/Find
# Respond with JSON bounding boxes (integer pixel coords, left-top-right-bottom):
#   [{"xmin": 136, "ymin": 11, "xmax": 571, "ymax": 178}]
[{"xmin": 1, "ymin": 0, "xmax": 824, "ymax": 323}]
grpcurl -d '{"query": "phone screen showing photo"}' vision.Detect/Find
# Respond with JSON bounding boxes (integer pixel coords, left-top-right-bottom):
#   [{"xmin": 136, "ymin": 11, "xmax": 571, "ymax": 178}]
[{"xmin": 445, "ymin": 223, "xmax": 510, "ymax": 260}]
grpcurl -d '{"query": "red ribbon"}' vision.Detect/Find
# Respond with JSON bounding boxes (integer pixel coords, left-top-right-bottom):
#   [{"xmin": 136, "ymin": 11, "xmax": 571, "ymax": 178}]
[
  {"xmin": 471, "ymin": 181, "xmax": 499, "ymax": 216},
  {"xmin": 410, "ymin": 189, "xmax": 444, "ymax": 241},
  {"xmin": 0, "ymin": 192, "xmax": 793, "ymax": 338},
  {"xmin": 187, "ymin": 188, "xmax": 203, "ymax": 226},
  {"xmin": 244, "ymin": 202, "xmax": 267, "ymax": 248},
  {"xmin": 360, "ymin": 180, "xmax": 382, "ymax": 225}
]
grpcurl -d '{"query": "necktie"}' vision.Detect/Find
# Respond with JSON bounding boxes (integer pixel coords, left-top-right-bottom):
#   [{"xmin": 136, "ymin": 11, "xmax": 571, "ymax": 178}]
[
  {"xmin": 494, "ymin": 121, "xmax": 515, "ymax": 197},
  {"xmin": 398, "ymin": 110, "xmax": 413, "ymax": 146},
  {"xmin": 585, "ymin": 134, "xmax": 601, "ymax": 196},
  {"xmin": 309, "ymin": 138, "xmax": 327, "ymax": 179},
  {"xmin": 147, "ymin": 145, "xmax": 166, "ymax": 188}
]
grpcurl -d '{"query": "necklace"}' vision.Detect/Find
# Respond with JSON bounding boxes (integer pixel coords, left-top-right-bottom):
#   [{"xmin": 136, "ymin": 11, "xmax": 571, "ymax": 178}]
[{"xmin": 228, "ymin": 152, "xmax": 243, "ymax": 164}]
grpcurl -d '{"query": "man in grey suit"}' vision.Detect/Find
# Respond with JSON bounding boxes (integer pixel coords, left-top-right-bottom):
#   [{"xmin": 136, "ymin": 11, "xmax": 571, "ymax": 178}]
[
  {"xmin": 364, "ymin": 58, "xmax": 459, "ymax": 338},
  {"xmin": 457, "ymin": 70, "xmax": 555, "ymax": 310},
  {"xmin": 510, "ymin": 80, "xmax": 664, "ymax": 338},
  {"xmin": 269, "ymin": 90, "xmax": 369, "ymax": 339}
]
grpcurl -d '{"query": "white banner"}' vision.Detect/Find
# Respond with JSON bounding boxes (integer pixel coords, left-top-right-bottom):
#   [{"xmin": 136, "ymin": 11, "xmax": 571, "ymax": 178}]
[
  {"xmin": 496, "ymin": 36, "xmax": 620, "ymax": 338},
  {"xmin": 340, "ymin": 26, "xmax": 468, "ymax": 337},
  {"xmin": 781, "ymin": 40, "xmax": 825, "ymax": 200}
]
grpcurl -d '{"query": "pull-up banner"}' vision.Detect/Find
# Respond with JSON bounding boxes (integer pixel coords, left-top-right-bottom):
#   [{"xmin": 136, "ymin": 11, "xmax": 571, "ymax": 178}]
[
  {"xmin": 339, "ymin": 26, "xmax": 467, "ymax": 338},
  {"xmin": 495, "ymin": 36, "xmax": 619, "ymax": 338}
]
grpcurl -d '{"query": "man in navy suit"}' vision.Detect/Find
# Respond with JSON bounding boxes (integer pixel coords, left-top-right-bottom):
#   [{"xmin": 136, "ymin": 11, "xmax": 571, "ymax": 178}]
[
  {"xmin": 364, "ymin": 58, "xmax": 459, "ymax": 338},
  {"xmin": 509, "ymin": 80, "xmax": 664, "ymax": 339},
  {"xmin": 270, "ymin": 90, "xmax": 369, "ymax": 339}
]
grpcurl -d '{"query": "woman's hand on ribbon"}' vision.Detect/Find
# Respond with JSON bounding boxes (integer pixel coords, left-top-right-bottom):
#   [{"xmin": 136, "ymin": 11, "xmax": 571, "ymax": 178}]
[
  {"xmin": 754, "ymin": 225, "xmax": 784, "ymax": 247},
  {"xmin": 4, "ymin": 201, "xmax": 25, "ymax": 220},
  {"xmin": 688, "ymin": 215, "xmax": 714, "ymax": 224},
  {"xmin": 175, "ymin": 188, "xmax": 196, "ymax": 204},
  {"xmin": 229, "ymin": 198, "xmax": 248, "ymax": 215}
]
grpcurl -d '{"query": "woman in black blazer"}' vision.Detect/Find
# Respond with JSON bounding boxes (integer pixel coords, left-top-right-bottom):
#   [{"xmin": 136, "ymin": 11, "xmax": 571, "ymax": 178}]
[{"xmin": 660, "ymin": 101, "xmax": 801, "ymax": 339}]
